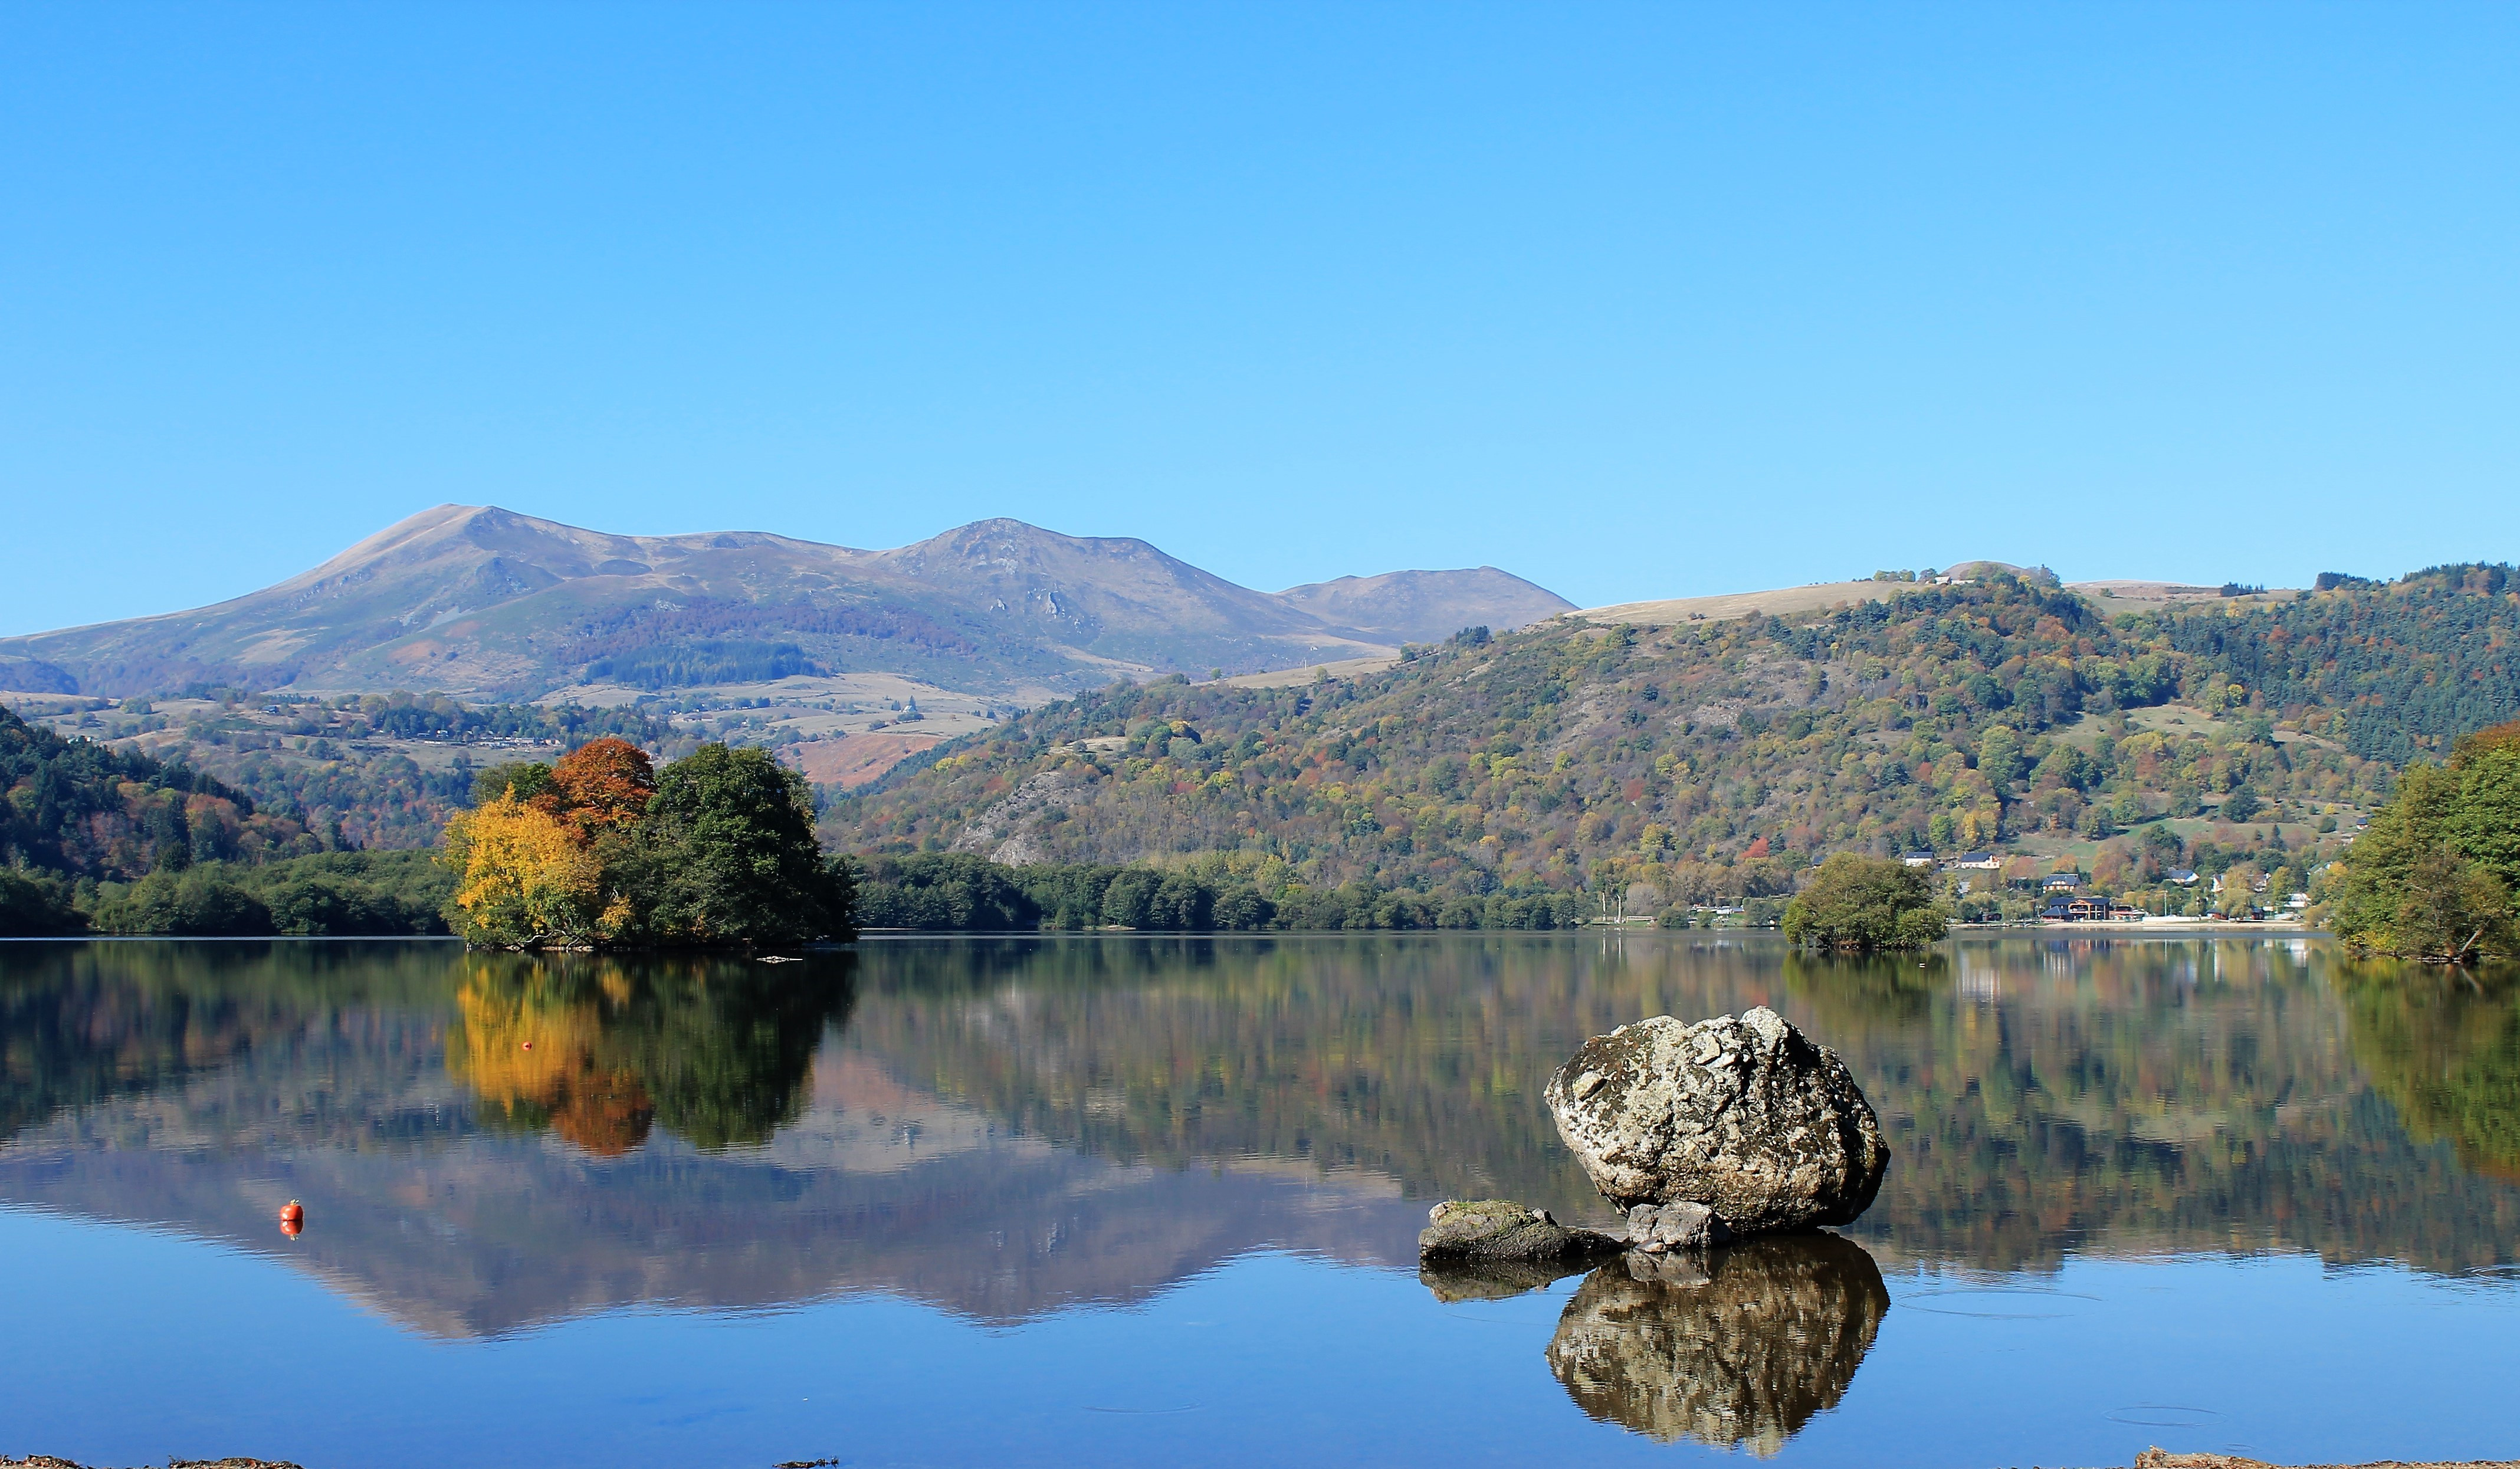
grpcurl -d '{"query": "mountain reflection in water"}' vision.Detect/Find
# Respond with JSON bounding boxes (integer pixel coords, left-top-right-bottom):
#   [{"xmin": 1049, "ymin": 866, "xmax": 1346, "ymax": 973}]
[{"xmin": 0, "ymin": 935, "xmax": 2515, "ymax": 1362}]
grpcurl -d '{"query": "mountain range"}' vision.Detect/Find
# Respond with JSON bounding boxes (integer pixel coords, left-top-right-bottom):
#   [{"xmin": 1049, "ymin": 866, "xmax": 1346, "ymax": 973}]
[{"xmin": 0, "ymin": 505, "xmax": 1573, "ymax": 702}]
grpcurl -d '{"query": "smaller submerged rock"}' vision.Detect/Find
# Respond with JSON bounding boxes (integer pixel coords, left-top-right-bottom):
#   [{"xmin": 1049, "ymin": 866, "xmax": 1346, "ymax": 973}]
[{"xmin": 1418, "ymin": 1199, "xmax": 1625, "ymax": 1263}]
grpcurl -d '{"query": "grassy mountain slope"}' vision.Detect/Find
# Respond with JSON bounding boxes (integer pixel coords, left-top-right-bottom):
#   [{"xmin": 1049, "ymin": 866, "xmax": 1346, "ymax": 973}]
[
  {"xmin": 0, "ymin": 505, "xmax": 1570, "ymax": 702},
  {"xmin": 825, "ymin": 567, "xmax": 2520, "ymax": 908}
]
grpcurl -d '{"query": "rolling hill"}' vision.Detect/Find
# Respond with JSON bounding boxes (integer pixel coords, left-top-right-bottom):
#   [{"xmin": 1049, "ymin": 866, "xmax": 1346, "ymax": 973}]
[
  {"xmin": 0, "ymin": 505, "xmax": 1574, "ymax": 703},
  {"xmin": 823, "ymin": 562, "xmax": 2520, "ymax": 919}
]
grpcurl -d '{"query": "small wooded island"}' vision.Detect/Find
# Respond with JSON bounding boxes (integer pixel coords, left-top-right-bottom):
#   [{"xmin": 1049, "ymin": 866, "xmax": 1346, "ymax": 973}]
[
  {"xmin": 1780, "ymin": 853, "xmax": 1948, "ymax": 951},
  {"xmin": 440, "ymin": 738, "xmax": 855, "ymax": 949}
]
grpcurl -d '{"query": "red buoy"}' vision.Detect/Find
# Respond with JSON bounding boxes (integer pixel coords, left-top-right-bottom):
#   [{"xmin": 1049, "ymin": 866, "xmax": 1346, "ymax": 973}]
[{"xmin": 279, "ymin": 1199, "xmax": 304, "ymax": 1229}]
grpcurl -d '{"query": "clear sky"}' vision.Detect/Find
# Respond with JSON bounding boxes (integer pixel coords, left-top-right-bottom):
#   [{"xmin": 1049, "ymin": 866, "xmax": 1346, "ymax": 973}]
[{"xmin": 5, "ymin": 4, "xmax": 2516, "ymax": 635}]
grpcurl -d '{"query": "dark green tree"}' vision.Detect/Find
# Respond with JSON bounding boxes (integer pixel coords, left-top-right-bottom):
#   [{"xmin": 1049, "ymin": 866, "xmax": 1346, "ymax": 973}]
[
  {"xmin": 615, "ymin": 744, "xmax": 854, "ymax": 947},
  {"xmin": 2333, "ymin": 725, "xmax": 2520, "ymax": 961},
  {"xmin": 1781, "ymin": 854, "xmax": 1946, "ymax": 951},
  {"xmin": 471, "ymin": 761, "xmax": 556, "ymax": 807},
  {"xmin": 1100, "ymin": 868, "xmax": 1159, "ymax": 928},
  {"xmin": 854, "ymin": 853, "xmax": 1038, "ymax": 930},
  {"xmin": 89, "ymin": 868, "xmax": 275, "ymax": 936},
  {"xmin": 0, "ymin": 869, "xmax": 84, "ymax": 936}
]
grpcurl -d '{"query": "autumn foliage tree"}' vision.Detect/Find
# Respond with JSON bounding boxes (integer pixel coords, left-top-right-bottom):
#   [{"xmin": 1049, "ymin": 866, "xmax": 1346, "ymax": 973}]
[
  {"xmin": 439, "ymin": 794, "xmax": 608, "ymax": 947},
  {"xmin": 441, "ymin": 740, "xmax": 852, "ymax": 949},
  {"xmin": 537, "ymin": 737, "xmax": 658, "ymax": 837}
]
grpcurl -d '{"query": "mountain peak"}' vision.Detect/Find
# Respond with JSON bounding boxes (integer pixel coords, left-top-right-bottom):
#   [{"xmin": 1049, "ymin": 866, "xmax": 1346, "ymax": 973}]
[
  {"xmin": 0, "ymin": 507, "xmax": 1572, "ymax": 701},
  {"xmin": 1279, "ymin": 567, "xmax": 1575, "ymax": 644}
]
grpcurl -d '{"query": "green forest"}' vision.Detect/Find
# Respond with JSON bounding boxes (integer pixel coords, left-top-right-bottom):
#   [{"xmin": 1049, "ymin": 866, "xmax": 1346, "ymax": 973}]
[
  {"xmin": 1, "ymin": 705, "xmax": 454, "ymax": 935},
  {"xmin": 2330, "ymin": 722, "xmax": 2520, "ymax": 960},
  {"xmin": 825, "ymin": 568, "xmax": 2520, "ymax": 922},
  {"xmin": 19, "ymin": 689, "xmax": 674, "ymax": 850}
]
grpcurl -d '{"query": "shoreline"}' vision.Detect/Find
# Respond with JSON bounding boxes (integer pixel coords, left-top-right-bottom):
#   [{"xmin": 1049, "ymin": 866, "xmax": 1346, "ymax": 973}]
[{"xmin": 1955, "ymin": 918, "xmax": 2323, "ymax": 936}]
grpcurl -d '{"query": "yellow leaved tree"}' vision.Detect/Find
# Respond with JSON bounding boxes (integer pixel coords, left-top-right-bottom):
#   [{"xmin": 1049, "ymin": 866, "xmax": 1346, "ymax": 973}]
[{"xmin": 439, "ymin": 794, "xmax": 612, "ymax": 947}]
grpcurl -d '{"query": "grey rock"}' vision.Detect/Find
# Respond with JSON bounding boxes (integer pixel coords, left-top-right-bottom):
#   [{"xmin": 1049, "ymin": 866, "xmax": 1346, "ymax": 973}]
[
  {"xmin": 1418, "ymin": 1198, "xmax": 1625, "ymax": 1263},
  {"xmin": 1544, "ymin": 1007, "xmax": 1886, "ymax": 1233},
  {"xmin": 1545, "ymin": 1232, "xmax": 1890, "ymax": 1453},
  {"xmin": 1627, "ymin": 1199, "xmax": 1732, "ymax": 1253}
]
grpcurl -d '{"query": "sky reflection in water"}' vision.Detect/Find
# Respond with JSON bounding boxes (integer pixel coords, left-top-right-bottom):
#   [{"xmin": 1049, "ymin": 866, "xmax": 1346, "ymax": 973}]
[{"xmin": 0, "ymin": 934, "xmax": 2513, "ymax": 1467}]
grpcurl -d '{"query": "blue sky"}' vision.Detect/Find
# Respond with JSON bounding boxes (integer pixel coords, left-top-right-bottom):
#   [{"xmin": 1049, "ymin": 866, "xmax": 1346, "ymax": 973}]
[{"xmin": 5, "ymin": 4, "xmax": 2516, "ymax": 633}]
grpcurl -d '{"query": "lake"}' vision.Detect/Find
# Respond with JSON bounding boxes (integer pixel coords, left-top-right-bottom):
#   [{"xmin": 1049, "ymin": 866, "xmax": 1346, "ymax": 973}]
[{"xmin": 1, "ymin": 934, "xmax": 2514, "ymax": 1467}]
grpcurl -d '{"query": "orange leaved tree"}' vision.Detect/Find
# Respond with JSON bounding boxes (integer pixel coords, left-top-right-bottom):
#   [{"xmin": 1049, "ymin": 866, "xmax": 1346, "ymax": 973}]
[{"xmin": 537, "ymin": 737, "xmax": 657, "ymax": 839}]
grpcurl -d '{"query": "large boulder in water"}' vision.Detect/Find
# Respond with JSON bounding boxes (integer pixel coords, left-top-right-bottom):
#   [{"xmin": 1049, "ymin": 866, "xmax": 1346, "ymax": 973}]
[{"xmin": 1543, "ymin": 1007, "xmax": 1886, "ymax": 1233}]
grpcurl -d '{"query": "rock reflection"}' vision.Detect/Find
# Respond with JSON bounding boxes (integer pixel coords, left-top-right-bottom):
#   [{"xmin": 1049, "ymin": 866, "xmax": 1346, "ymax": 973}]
[
  {"xmin": 1418, "ymin": 1257, "xmax": 1594, "ymax": 1304},
  {"xmin": 1545, "ymin": 1233, "xmax": 1888, "ymax": 1455}
]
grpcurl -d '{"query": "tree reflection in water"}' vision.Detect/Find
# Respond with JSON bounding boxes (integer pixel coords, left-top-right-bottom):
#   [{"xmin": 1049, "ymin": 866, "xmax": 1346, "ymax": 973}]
[
  {"xmin": 449, "ymin": 950, "xmax": 855, "ymax": 1153},
  {"xmin": 1544, "ymin": 1234, "xmax": 1889, "ymax": 1455},
  {"xmin": 2339, "ymin": 961, "xmax": 2520, "ymax": 1182}
]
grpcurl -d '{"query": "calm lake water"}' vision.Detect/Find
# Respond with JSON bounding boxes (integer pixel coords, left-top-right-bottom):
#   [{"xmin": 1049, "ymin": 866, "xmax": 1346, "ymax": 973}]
[{"xmin": 1, "ymin": 934, "xmax": 2514, "ymax": 1467}]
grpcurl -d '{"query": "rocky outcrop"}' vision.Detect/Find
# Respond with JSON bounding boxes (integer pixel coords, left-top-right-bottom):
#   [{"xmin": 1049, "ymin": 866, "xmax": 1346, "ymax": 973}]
[
  {"xmin": 947, "ymin": 770, "xmax": 1087, "ymax": 865},
  {"xmin": 1544, "ymin": 1231, "xmax": 1890, "ymax": 1452},
  {"xmin": 1416, "ymin": 1198, "xmax": 1625, "ymax": 1263},
  {"xmin": 1544, "ymin": 1007, "xmax": 1886, "ymax": 1234}
]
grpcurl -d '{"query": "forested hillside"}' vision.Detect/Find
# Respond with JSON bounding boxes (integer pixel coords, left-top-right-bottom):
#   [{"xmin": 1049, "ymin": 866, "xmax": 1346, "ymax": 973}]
[
  {"xmin": 19, "ymin": 691, "xmax": 674, "ymax": 850},
  {"xmin": 825, "ymin": 567, "xmax": 2520, "ymax": 918},
  {"xmin": 2, "ymin": 706, "xmax": 307, "ymax": 878},
  {"xmin": 2155, "ymin": 563, "xmax": 2519, "ymax": 763},
  {"xmin": 20, "ymin": 561, "xmax": 2520, "ymax": 935},
  {"xmin": 0, "ymin": 705, "xmax": 451, "ymax": 935}
]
